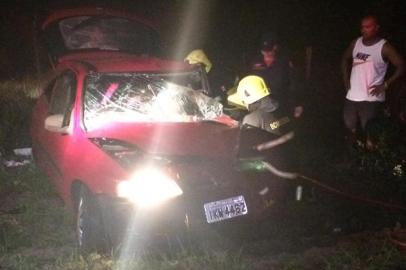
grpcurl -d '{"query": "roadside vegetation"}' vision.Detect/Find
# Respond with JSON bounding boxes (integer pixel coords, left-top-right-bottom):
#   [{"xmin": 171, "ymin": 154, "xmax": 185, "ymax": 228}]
[
  {"xmin": 1, "ymin": 78, "xmax": 406, "ymax": 269},
  {"xmin": 0, "ymin": 160, "xmax": 406, "ymax": 269}
]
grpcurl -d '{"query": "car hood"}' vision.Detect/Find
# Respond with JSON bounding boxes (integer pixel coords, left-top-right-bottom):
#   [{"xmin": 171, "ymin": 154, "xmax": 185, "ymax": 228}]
[
  {"xmin": 86, "ymin": 121, "xmax": 240, "ymax": 160},
  {"xmin": 41, "ymin": 7, "xmax": 160, "ymax": 62}
]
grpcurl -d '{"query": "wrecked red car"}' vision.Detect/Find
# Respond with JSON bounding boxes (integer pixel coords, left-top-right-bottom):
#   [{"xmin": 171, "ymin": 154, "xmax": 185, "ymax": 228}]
[{"xmin": 31, "ymin": 7, "xmax": 287, "ymax": 252}]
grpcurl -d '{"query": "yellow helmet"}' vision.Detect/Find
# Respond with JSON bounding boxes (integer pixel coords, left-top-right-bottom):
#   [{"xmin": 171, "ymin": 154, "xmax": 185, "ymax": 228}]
[
  {"xmin": 227, "ymin": 75, "xmax": 270, "ymax": 108},
  {"xmin": 184, "ymin": 49, "xmax": 212, "ymax": 73}
]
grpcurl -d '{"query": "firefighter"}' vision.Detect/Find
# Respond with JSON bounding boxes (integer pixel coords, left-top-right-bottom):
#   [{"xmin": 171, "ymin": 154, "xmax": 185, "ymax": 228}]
[
  {"xmin": 229, "ymin": 75, "xmax": 295, "ymax": 204},
  {"xmin": 184, "ymin": 49, "xmax": 213, "ymax": 97},
  {"xmin": 185, "ymin": 49, "xmax": 236, "ymax": 102},
  {"xmin": 184, "ymin": 49, "xmax": 212, "ymax": 73},
  {"xmin": 228, "ymin": 75, "xmax": 285, "ymax": 134}
]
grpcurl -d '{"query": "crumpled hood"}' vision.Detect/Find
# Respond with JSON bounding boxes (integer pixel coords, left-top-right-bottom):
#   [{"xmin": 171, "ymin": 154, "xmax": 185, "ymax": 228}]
[{"xmin": 86, "ymin": 121, "xmax": 240, "ymax": 160}]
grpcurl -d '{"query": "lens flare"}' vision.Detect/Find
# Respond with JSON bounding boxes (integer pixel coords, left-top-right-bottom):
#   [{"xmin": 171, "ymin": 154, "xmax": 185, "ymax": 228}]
[{"xmin": 117, "ymin": 167, "xmax": 183, "ymax": 208}]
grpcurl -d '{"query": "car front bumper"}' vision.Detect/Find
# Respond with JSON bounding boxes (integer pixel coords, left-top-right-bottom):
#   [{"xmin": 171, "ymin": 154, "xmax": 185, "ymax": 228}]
[{"xmin": 97, "ymin": 171, "xmax": 294, "ymax": 246}]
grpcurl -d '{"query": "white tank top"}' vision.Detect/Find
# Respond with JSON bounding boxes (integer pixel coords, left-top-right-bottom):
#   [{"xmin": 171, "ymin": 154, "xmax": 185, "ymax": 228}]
[{"xmin": 346, "ymin": 37, "xmax": 388, "ymax": 102}]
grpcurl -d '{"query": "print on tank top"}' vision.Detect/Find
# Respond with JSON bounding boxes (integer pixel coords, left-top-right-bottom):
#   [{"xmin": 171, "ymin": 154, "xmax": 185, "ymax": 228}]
[{"xmin": 346, "ymin": 37, "xmax": 388, "ymax": 102}]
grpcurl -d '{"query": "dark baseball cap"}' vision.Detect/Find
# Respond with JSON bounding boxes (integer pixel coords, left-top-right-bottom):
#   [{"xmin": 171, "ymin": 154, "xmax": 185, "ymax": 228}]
[{"xmin": 261, "ymin": 32, "xmax": 279, "ymax": 51}]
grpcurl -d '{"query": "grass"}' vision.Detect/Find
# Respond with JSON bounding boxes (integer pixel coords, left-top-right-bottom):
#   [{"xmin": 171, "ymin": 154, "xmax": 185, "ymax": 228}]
[
  {"xmin": 1, "ymin": 164, "xmax": 406, "ymax": 270},
  {"xmin": 0, "ymin": 76, "xmax": 42, "ymax": 100},
  {"xmin": 324, "ymin": 238, "xmax": 406, "ymax": 270},
  {"xmin": 0, "ymin": 165, "xmax": 75, "ymax": 267},
  {"xmin": 0, "ymin": 77, "xmax": 40, "ymax": 154}
]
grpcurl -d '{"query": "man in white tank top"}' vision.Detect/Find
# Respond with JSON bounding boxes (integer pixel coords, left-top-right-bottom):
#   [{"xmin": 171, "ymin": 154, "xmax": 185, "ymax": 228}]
[{"xmin": 341, "ymin": 15, "xmax": 404, "ymax": 149}]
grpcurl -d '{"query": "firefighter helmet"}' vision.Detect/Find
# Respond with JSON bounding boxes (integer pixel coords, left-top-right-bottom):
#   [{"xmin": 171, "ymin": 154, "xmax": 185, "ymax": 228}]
[
  {"xmin": 184, "ymin": 49, "xmax": 212, "ymax": 73},
  {"xmin": 228, "ymin": 75, "xmax": 270, "ymax": 108}
]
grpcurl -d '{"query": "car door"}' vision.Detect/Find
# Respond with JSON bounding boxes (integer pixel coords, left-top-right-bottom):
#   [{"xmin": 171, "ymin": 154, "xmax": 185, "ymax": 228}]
[{"xmin": 37, "ymin": 70, "xmax": 77, "ymax": 193}]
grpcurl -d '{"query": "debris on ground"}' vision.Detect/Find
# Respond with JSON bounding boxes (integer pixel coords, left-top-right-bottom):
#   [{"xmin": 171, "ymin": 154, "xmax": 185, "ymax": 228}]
[{"xmin": 0, "ymin": 147, "xmax": 32, "ymax": 168}]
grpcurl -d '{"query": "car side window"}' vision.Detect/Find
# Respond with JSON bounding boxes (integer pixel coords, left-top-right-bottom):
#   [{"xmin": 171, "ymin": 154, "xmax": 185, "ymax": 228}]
[
  {"xmin": 49, "ymin": 71, "xmax": 77, "ymax": 126},
  {"xmin": 44, "ymin": 79, "xmax": 56, "ymax": 103}
]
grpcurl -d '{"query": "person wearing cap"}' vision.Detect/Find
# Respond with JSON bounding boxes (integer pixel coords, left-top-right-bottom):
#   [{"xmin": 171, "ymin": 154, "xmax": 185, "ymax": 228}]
[{"xmin": 250, "ymin": 34, "xmax": 304, "ymax": 119}]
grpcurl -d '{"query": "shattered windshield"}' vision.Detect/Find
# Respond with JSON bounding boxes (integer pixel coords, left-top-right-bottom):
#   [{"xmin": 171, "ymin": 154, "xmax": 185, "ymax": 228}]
[
  {"xmin": 59, "ymin": 16, "xmax": 159, "ymax": 54},
  {"xmin": 83, "ymin": 72, "xmax": 223, "ymax": 130}
]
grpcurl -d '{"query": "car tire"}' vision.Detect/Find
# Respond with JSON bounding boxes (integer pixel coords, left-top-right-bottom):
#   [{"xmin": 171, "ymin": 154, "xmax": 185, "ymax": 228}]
[{"xmin": 76, "ymin": 185, "xmax": 110, "ymax": 254}]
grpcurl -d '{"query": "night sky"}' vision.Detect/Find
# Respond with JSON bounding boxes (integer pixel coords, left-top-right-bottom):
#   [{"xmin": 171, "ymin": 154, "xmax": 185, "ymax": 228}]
[{"xmin": 0, "ymin": 0, "xmax": 405, "ymax": 79}]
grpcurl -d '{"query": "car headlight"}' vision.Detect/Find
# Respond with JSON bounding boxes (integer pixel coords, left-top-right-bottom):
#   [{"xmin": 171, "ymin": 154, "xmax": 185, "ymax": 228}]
[{"xmin": 117, "ymin": 167, "xmax": 183, "ymax": 209}]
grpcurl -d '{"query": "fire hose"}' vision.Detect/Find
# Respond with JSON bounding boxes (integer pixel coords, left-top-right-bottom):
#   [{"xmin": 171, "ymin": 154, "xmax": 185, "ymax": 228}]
[{"xmin": 250, "ymin": 132, "xmax": 406, "ymax": 212}]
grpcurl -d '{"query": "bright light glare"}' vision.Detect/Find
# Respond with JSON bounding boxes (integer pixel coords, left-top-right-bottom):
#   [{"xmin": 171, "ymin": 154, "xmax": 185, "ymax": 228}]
[{"xmin": 117, "ymin": 167, "xmax": 183, "ymax": 208}]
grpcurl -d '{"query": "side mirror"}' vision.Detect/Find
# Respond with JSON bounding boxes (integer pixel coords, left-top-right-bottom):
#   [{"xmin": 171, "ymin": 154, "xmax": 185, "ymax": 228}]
[{"xmin": 44, "ymin": 114, "xmax": 68, "ymax": 133}]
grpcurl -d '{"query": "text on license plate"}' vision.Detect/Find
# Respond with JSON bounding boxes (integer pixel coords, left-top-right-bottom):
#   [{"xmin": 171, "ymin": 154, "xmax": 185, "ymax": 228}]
[{"xmin": 204, "ymin": 195, "xmax": 248, "ymax": 224}]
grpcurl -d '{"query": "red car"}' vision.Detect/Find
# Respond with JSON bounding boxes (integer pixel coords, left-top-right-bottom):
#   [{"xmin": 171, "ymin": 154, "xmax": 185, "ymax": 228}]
[{"xmin": 31, "ymin": 7, "xmax": 284, "ymax": 253}]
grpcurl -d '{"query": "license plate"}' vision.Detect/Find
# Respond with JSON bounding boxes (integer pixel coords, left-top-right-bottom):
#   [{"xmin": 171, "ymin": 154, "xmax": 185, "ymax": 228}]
[{"xmin": 204, "ymin": 195, "xmax": 248, "ymax": 224}]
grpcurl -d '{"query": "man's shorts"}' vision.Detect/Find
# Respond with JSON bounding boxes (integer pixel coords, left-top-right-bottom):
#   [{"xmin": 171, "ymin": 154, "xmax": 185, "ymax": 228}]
[{"xmin": 343, "ymin": 99, "xmax": 383, "ymax": 130}]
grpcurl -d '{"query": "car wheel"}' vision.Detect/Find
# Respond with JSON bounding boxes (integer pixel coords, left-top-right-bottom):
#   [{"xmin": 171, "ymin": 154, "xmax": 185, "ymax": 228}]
[{"xmin": 76, "ymin": 186, "xmax": 110, "ymax": 253}]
